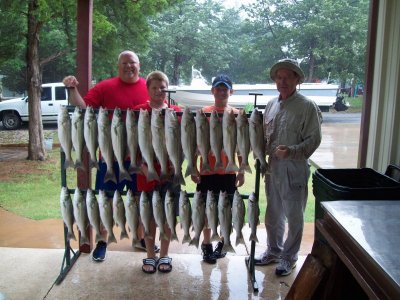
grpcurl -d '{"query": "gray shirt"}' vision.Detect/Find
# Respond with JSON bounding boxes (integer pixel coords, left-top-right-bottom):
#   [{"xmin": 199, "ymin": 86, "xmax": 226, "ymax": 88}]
[{"xmin": 263, "ymin": 91, "xmax": 322, "ymax": 161}]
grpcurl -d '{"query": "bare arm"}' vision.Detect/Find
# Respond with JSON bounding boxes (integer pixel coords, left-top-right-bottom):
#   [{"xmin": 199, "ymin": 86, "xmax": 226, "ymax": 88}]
[{"xmin": 62, "ymin": 75, "xmax": 87, "ymax": 108}]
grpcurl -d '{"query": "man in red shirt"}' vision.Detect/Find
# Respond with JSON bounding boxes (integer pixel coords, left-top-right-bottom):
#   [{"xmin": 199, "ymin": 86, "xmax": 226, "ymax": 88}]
[
  {"xmin": 63, "ymin": 50, "xmax": 158, "ymax": 261},
  {"xmin": 63, "ymin": 50, "xmax": 147, "ymax": 109}
]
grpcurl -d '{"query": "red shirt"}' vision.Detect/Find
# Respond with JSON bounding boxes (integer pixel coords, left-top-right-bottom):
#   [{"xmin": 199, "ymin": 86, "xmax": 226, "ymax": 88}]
[
  {"xmin": 134, "ymin": 101, "xmax": 182, "ymax": 192},
  {"xmin": 134, "ymin": 101, "xmax": 181, "ymax": 113},
  {"xmin": 84, "ymin": 77, "xmax": 149, "ymax": 109}
]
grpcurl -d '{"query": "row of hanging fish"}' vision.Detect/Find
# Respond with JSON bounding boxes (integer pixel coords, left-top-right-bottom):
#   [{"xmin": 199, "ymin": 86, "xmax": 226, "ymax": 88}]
[
  {"xmin": 57, "ymin": 106, "xmax": 268, "ymax": 185},
  {"xmin": 185, "ymin": 190, "xmax": 261, "ymax": 253},
  {"xmin": 60, "ymin": 187, "xmax": 260, "ymax": 253}
]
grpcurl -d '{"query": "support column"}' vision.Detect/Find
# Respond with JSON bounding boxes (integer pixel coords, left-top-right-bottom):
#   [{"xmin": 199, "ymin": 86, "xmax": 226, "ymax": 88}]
[{"xmin": 76, "ymin": 0, "xmax": 93, "ymax": 253}]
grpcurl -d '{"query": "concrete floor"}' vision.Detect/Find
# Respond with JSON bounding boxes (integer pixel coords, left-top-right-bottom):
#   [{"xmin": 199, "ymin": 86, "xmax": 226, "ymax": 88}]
[
  {"xmin": 0, "ymin": 208, "xmax": 313, "ymax": 300},
  {"xmin": 0, "ymin": 118, "xmax": 360, "ymax": 300}
]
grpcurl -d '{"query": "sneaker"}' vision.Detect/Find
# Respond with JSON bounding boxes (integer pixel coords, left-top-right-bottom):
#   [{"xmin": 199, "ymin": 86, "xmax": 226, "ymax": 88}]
[
  {"xmin": 201, "ymin": 243, "xmax": 217, "ymax": 264},
  {"xmin": 254, "ymin": 250, "xmax": 281, "ymax": 266},
  {"xmin": 92, "ymin": 241, "xmax": 107, "ymax": 262},
  {"xmin": 275, "ymin": 259, "xmax": 297, "ymax": 276},
  {"xmin": 213, "ymin": 241, "xmax": 227, "ymax": 259},
  {"xmin": 135, "ymin": 239, "xmax": 160, "ymax": 253}
]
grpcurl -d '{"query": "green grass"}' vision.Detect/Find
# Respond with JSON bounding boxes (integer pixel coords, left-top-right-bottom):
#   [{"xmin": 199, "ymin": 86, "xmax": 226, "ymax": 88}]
[
  {"xmin": 0, "ymin": 149, "xmax": 66, "ymax": 220},
  {"xmin": 0, "ymin": 148, "xmax": 316, "ymax": 222},
  {"xmin": 342, "ymin": 95, "xmax": 363, "ymax": 110}
]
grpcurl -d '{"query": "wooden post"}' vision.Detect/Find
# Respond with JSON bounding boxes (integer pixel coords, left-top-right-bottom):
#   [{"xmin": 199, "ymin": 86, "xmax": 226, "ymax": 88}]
[{"xmin": 76, "ymin": 0, "xmax": 93, "ymax": 253}]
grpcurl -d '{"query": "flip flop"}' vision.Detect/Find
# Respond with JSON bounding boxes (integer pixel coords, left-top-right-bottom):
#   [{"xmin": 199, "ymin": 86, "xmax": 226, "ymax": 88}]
[
  {"xmin": 157, "ymin": 256, "xmax": 172, "ymax": 273},
  {"xmin": 142, "ymin": 257, "xmax": 158, "ymax": 274}
]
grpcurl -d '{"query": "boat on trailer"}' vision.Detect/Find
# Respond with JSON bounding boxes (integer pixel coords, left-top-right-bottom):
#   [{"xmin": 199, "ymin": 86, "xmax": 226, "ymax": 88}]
[
  {"xmin": 169, "ymin": 81, "xmax": 341, "ymax": 112},
  {"xmin": 168, "ymin": 68, "xmax": 345, "ymax": 112}
]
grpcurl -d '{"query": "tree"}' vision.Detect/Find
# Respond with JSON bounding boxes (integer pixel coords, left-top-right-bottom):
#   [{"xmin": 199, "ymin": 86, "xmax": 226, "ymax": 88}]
[
  {"xmin": 26, "ymin": 0, "xmax": 46, "ymax": 160},
  {"xmin": 0, "ymin": 0, "xmax": 181, "ymax": 161},
  {"xmin": 243, "ymin": 0, "xmax": 369, "ymax": 84},
  {"xmin": 142, "ymin": 0, "xmax": 245, "ymax": 85}
]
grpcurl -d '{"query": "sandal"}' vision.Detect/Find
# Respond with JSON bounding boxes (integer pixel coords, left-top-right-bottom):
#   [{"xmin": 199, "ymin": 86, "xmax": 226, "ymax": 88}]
[
  {"xmin": 142, "ymin": 257, "xmax": 158, "ymax": 274},
  {"xmin": 157, "ymin": 256, "xmax": 172, "ymax": 273}
]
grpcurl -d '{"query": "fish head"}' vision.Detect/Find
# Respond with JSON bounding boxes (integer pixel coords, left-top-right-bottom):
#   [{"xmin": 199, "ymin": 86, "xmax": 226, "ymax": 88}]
[
  {"xmin": 195, "ymin": 108, "xmax": 205, "ymax": 120},
  {"xmin": 236, "ymin": 108, "xmax": 247, "ymax": 121},
  {"xmin": 126, "ymin": 108, "xmax": 134, "ymax": 119},
  {"xmin": 250, "ymin": 108, "xmax": 260, "ymax": 120},
  {"xmin": 60, "ymin": 186, "xmax": 70, "ymax": 201},
  {"xmin": 74, "ymin": 106, "xmax": 81, "ymax": 114},
  {"xmin": 184, "ymin": 106, "xmax": 191, "ymax": 116},
  {"xmin": 139, "ymin": 108, "xmax": 150, "ymax": 120},
  {"xmin": 84, "ymin": 106, "xmax": 95, "ymax": 122},
  {"xmin": 248, "ymin": 192, "xmax": 258, "ymax": 203},
  {"xmin": 98, "ymin": 107, "xmax": 109, "ymax": 122},
  {"xmin": 112, "ymin": 107, "xmax": 122, "ymax": 121},
  {"xmin": 210, "ymin": 110, "xmax": 220, "ymax": 124}
]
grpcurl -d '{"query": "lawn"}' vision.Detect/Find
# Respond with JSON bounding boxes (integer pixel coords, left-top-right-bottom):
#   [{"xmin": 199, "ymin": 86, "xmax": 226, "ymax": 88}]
[{"xmin": 0, "ymin": 142, "xmax": 317, "ymax": 222}]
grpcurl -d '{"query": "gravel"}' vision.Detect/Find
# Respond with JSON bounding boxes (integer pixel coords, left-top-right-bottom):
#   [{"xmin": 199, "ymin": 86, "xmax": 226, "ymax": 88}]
[{"xmin": 0, "ymin": 123, "xmax": 57, "ymax": 145}]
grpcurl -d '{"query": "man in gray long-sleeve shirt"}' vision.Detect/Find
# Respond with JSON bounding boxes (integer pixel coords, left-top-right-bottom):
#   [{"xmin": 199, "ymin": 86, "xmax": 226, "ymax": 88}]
[{"xmin": 254, "ymin": 59, "xmax": 322, "ymax": 276}]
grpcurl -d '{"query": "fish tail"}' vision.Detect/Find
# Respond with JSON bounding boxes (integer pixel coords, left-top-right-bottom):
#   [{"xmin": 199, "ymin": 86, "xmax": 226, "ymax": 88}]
[
  {"xmin": 80, "ymin": 234, "xmax": 90, "ymax": 245},
  {"xmin": 64, "ymin": 159, "xmax": 74, "ymax": 170},
  {"xmin": 240, "ymin": 163, "xmax": 252, "ymax": 174},
  {"xmin": 159, "ymin": 170, "xmax": 169, "ymax": 182},
  {"xmin": 258, "ymin": 159, "xmax": 268, "ymax": 175},
  {"xmin": 67, "ymin": 230, "xmax": 77, "ymax": 241},
  {"xmin": 189, "ymin": 237, "xmax": 200, "ymax": 248},
  {"xmin": 161, "ymin": 232, "xmax": 169, "ymax": 241},
  {"xmin": 171, "ymin": 232, "xmax": 179, "ymax": 242},
  {"xmin": 128, "ymin": 227, "xmax": 139, "ymax": 241},
  {"xmin": 214, "ymin": 161, "xmax": 224, "ymax": 172},
  {"xmin": 128, "ymin": 163, "xmax": 141, "ymax": 174},
  {"xmin": 144, "ymin": 231, "xmax": 153, "ymax": 240},
  {"xmin": 104, "ymin": 169, "xmax": 117, "ymax": 183},
  {"xmin": 108, "ymin": 232, "xmax": 117, "ymax": 244},
  {"xmin": 120, "ymin": 229, "xmax": 129, "ymax": 240},
  {"xmin": 95, "ymin": 233, "xmax": 103, "ymax": 244},
  {"xmin": 182, "ymin": 234, "xmax": 191, "ymax": 244},
  {"xmin": 146, "ymin": 168, "xmax": 160, "ymax": 182},
  {"xmin": 201, "ymin": 162, "xmax": 211, "ymax": 174},
  {"xmin": 249, "ymin": 233, "xmax": 259, "ymax": 243},
  {"xmin": 173, "ymin": 172, "xmax": 186, "ymax": 187},
  {"xmin": 235, "ymin": 234, "xmax": 245, "ymax": 247},
  {"xmin": 185, "ymin": 164, "xmax": 197, "ymax": 178},
  {"xmin": 225, "ymin": 161, "xmax": 239, "ymax": 173},
  {"xmin": 90, "ymin": 159, "xmax": 99, "ymax": 170},
  {"xmin": 74, "ymin": 160, "xmax": 85, "ymax": 170},
  {"xmin": 119, "ymin": 168, "xmax": 132, "ymax": 182},
  {"xmin": 222, "ymin": 242, "xmax": 235, "ymax": 253},
  {"xmin": 189, "ymin": 237, "xmax": 199, "ymax": 248},
  {"xmin": 131, "ymin": 233, "xmax": 139, "ymax": 244},
  {"xmin": 210, "ymin": 233, "xmax": 220, "ymax": 242}
]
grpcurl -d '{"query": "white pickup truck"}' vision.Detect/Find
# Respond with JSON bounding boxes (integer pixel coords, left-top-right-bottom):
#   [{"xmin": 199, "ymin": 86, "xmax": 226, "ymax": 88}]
[{"xmin": 0, "ymin": 82, "xmax": 68, "ymax": 130}]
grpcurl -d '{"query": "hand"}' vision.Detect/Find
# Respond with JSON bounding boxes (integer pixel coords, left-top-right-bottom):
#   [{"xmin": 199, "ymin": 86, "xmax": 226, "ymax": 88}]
[
  {"xmin": 63, "ymin": 75, "xmax": 79, "ymax": 88},
  {"xmin": 235, "ymin": 173, "xmax": 245, "ymax": 187},
  {"xmin": 274, "ymin": 145, "xmax": 290, "ymax": 159}
]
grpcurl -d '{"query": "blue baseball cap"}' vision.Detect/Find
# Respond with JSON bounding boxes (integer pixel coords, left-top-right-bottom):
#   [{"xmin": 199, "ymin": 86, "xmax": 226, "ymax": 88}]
[{"xmin": 212, "ymin": 74, "xmax": 233, "ymax": 89}]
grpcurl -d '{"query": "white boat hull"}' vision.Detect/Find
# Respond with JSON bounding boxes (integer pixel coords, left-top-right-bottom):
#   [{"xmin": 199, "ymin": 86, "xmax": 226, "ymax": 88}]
[{"xmin": 168, "ymin": 83, "xmax": 339, "ymax": 111}]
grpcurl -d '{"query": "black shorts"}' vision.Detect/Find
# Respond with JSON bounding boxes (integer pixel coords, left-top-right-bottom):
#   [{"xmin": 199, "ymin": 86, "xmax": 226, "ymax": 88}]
[{"xmin": 196, "ymin": 174, "xmax": 237, "ymax": 202}]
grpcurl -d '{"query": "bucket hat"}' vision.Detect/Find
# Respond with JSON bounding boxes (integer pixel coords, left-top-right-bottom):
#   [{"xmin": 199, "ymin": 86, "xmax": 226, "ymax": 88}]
[{"xmin": 270, "ymin": 58, "xmax": 305, "ymax": 83}]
